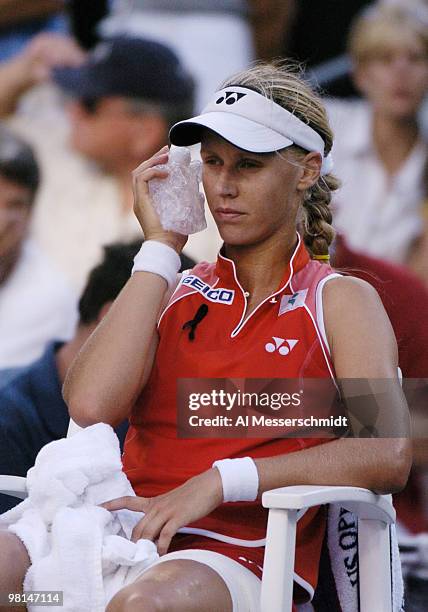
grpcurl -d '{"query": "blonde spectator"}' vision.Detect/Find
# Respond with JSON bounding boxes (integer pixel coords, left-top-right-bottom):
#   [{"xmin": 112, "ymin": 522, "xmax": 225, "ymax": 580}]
[{"xmin": 326, "ymin": 4, "xmax": 428, "ymax": 264}]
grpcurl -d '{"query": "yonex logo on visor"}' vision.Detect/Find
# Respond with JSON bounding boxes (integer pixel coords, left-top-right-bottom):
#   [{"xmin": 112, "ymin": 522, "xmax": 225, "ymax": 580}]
[
  {"xmin": 169, "ymin": 85, "xmax": 334, "ymax": 175},
  {"xmin": 216, "ymin": 91, "xmax": 247, "ymax": 105}
]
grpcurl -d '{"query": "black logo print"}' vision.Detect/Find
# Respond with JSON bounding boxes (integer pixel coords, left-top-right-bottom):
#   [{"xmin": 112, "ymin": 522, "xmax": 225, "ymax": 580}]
[{"xmin": 216, "ymin": 91, "xmax": 247, "ymax": 105}]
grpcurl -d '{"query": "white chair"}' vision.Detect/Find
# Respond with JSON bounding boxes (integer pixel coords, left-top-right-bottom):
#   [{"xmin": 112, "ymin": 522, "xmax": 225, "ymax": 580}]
[
  {"xmin": 0, "ymin": 422, "xmax": 398, "ymax": 612},
  {"xmin": 262, "ymin": 485, "xmax": 397, "ymax": 612}
]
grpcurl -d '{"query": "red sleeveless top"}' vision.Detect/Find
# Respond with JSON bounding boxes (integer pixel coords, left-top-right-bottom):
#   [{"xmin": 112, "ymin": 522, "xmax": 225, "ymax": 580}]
[{"xmin": 122, "ymin": 235, "xmax": 340, "ymax": 601}]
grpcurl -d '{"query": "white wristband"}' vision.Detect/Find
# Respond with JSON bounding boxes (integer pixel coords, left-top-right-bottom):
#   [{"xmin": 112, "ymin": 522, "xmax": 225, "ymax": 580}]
[
  {"xmin": 132, "ymin": 240, "xmax": 181, "ymax": 290},
  {"xmin": 212, "ymin": 457, "xmax": 259, "ymax": 503}
]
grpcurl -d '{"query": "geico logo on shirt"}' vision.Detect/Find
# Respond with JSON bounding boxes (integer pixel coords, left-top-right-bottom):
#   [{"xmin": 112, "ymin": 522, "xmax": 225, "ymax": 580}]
[{"xmin": 181, "ymin": 275, "xmax": 235, "ymax": 304}]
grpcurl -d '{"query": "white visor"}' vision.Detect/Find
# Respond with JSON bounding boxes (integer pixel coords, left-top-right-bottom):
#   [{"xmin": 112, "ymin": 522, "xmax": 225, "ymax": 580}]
[{"xmin": 169, "ymin": 86, "xmax": 334, "ymax": 175}]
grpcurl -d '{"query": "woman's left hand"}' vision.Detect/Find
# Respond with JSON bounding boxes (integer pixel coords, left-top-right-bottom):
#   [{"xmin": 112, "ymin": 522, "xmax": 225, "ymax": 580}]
[{"xmin": 101, "ymin": 468, "xmax": 223, "ymax": 555}]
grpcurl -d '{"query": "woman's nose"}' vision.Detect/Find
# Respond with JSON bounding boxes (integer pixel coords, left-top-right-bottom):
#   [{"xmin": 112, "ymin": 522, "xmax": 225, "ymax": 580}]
[{"xmin": 217, "ymin": 169, "xmax": 238, "ymax": 198}]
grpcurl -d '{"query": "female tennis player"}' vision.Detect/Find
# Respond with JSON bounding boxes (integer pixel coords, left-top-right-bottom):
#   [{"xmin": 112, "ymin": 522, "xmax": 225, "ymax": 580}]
[{"xmin": 0, "ymin": 62, "xmax": 412, "ymax": 612}]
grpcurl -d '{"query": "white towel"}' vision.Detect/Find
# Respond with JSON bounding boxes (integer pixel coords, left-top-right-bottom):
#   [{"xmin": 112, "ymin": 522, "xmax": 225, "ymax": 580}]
[
  {"xmin": 0, "ymin": 423, "xmax": 159, "ymax": 611},
  {"xmin": 327, "ymin": 504, "xmax": 404, "ymax": 611}
]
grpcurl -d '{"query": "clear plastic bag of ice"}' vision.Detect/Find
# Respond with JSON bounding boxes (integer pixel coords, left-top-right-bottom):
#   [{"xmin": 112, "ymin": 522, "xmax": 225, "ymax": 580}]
[{"xmin": 149, "ymin": 147, "xmax": 206, "ymax": 234}]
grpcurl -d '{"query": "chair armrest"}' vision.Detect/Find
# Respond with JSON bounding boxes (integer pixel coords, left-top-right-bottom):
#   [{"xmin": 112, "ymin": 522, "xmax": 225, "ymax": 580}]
[
  {"xmin": 262, "ymin": 484, "xmax": 395, "ymax": 523},
  {"xmin": 0, "ymin": 475, "xmax": 28, "ymax": 500},
  {"xmin": 261, "ymin": 485, "xmax": 395, "ymax": 612}
]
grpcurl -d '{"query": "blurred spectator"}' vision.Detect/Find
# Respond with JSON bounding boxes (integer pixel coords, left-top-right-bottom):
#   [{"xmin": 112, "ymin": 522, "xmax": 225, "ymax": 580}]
[
  {"xmin": 0, "ymin": 1, "xmax": 68, "ymax": 61},
  {"xmin": 0, "ymin": 126, "xmax": 77, "ymax": 368},
  {"xmin": 326, "ymin": 4, "xmax": 428, "ymax": 265},
  {"xmin": 0, "ymin": 240, "xmax": 196, "ymax": 514},
  {"xmin": 0, "ymin": 36, "xmax": 201, "ymax": 291},
  {"xmin": 99, "ymin": 0, "xmax": 255, "ymax": 110}
]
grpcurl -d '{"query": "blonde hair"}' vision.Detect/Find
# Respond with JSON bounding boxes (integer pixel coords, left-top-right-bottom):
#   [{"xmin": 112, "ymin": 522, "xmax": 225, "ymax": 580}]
[
  {"xmin": 221, "ymin": 61, "xmax": 339, "ymax": 260},
  {"xmin": 349, "ymin": 5, "xmax": 428, "ymax": 65}
]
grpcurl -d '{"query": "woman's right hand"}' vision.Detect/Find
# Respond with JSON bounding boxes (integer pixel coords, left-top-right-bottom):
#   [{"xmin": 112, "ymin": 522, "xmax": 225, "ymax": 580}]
[{"xmin": 132, "ymin": 146, "xmax": 188, "ymax": 254}]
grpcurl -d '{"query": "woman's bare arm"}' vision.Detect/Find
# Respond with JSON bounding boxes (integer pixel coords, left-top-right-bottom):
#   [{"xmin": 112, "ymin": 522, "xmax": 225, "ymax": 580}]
[
  {"xmin": 255, "ymin": 276, "xmax": 412, "ymax": 495},
  {"xmin": 63, "ymin": 147, "xmax": 187, "ymax": 427},
  {"xmin": 63, "ymin": 273, "xmax": 169, "ymax": 427}
]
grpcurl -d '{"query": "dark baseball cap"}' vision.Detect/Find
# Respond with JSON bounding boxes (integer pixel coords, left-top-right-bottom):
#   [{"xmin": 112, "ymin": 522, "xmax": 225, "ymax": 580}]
[{"xmin": 52, "ymin": 37, "xmax": 194, "ymax": 103}]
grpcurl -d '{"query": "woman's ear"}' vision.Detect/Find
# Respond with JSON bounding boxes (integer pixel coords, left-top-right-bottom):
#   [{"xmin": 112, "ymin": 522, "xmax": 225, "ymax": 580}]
[{"xmin": 296, "ymin": 152, "xmax": 322, "ymax": 192}]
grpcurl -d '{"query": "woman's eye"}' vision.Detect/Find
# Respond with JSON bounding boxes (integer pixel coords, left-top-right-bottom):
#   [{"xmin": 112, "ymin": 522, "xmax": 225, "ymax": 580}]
[
  {"xmin": 239, "ymin": 159, "xmax": 259, "ymax": 169},
  {"xmin": 203, "ymin": 157, "xmax": 220, "ymax": 165}
]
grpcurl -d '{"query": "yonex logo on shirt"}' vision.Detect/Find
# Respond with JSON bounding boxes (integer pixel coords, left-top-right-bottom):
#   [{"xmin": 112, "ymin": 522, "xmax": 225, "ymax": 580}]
[
  {"xmin": 181, "ymin": 275, "xmax": 235, "ymax": 304},
  {"xmin": 265, "ymin": 337, "xmax": 299, "ymax": 356}
]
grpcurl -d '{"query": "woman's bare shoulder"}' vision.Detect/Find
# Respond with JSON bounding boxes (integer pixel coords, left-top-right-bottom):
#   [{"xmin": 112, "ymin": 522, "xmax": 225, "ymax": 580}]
[
  {"xmin": 323, "ymin": 274, "xmax": 383, "ymax": 310},
  {"xmin": 321, "ymin": 275, "xmax": 397, "ymax": 377}
]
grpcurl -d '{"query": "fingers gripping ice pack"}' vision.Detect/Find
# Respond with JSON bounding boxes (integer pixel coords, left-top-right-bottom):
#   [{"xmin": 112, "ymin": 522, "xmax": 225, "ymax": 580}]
[{"xmin": 149, "ymin": 147, "xmax": 207, "ymax": 234}]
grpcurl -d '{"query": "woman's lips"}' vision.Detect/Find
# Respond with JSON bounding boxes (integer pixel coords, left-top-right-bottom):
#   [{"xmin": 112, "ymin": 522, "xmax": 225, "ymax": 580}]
[{"xmin": 215, "ymin": 208, "xmax": 245, "ymax": 221}]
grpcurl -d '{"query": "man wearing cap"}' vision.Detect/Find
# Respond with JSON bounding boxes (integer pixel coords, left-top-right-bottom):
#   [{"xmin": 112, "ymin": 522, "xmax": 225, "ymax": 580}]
[{"xmin": 1, "ymin": 35, "xmax": 196, "ymax": 291}]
